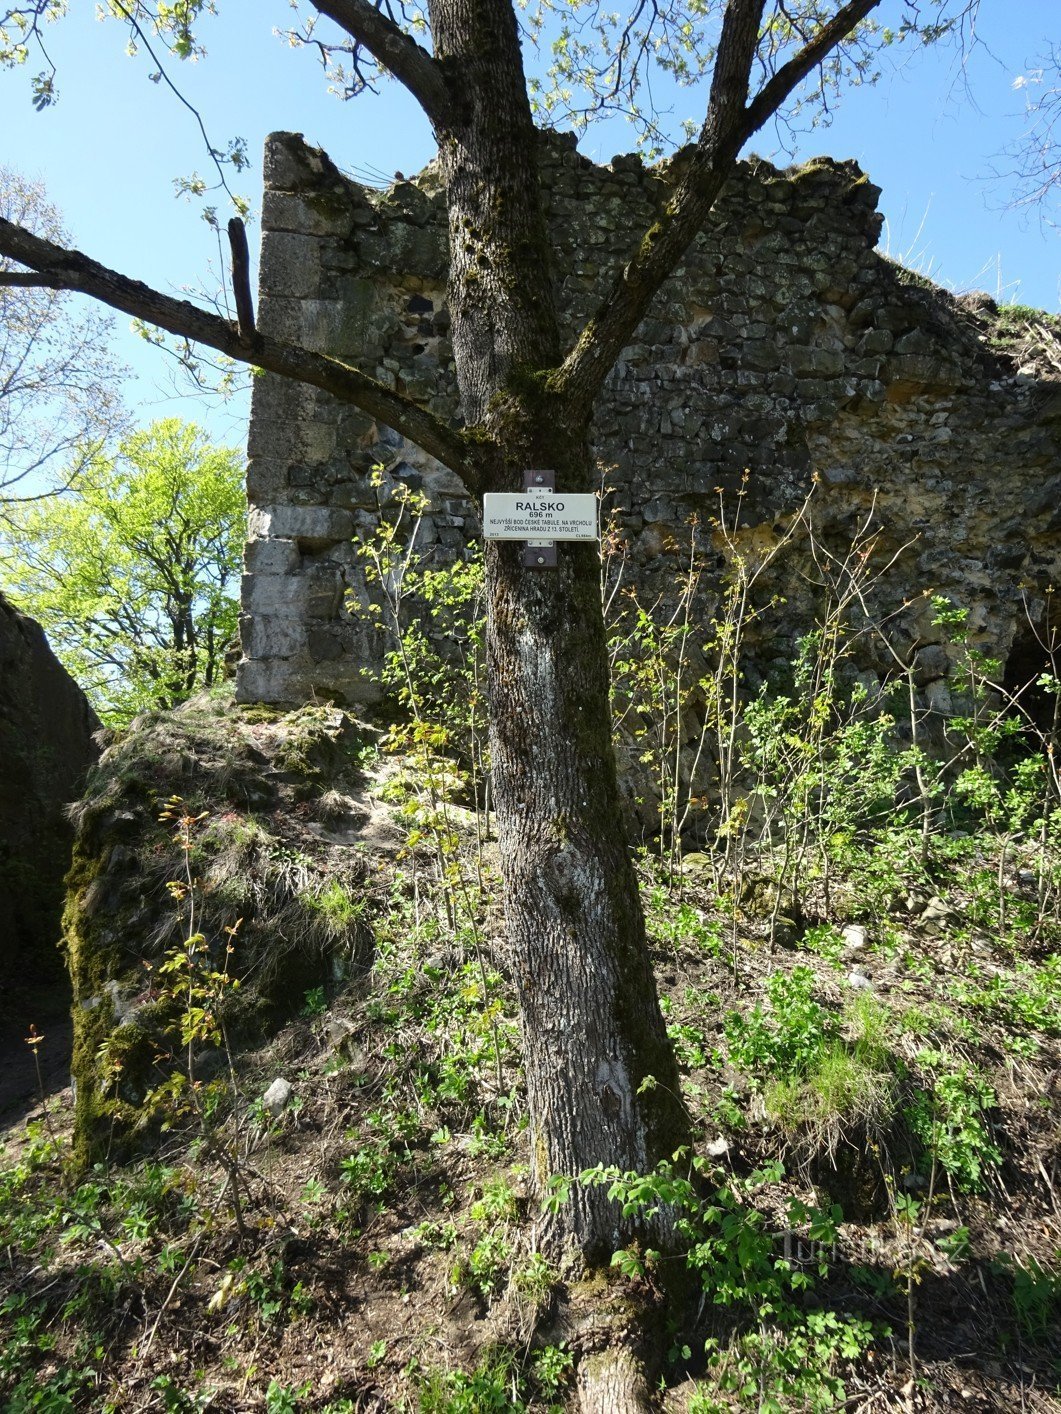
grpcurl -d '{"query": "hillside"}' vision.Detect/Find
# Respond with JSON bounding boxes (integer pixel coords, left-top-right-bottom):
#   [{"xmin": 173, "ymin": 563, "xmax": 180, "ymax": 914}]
[{"xmin": 2, "ymin": 648, "xmax": 1059, "ymax": 1410}]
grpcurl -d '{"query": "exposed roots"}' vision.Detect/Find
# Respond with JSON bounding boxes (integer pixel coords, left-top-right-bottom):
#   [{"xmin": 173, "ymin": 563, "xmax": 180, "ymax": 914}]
[{"xmin": 565, "ymin": 1269, "xmax": 667, "ymax": 1414}]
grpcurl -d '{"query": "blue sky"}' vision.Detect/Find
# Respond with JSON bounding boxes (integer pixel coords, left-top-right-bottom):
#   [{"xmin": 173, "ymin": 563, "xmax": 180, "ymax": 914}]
[{"xmin": 2, "ymin": 0, "xmax": 1057, "ymax": 452}]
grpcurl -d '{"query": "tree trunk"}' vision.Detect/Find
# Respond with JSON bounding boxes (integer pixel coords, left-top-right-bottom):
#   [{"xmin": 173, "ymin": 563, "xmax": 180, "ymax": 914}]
[
  {"xmin": 430, "ymin": 0, "xmax": 691, "ymax": 1260},
  {"xmin": 487, "ymin": 527, "xmax": 689, "ymax": 1258},
  {"xmin": 576, "ymin": 1348, "xmax": 655, "ymax": 1414}
]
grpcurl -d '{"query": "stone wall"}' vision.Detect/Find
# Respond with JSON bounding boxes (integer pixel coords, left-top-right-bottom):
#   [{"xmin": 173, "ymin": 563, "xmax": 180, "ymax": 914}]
[
  {"xmin": 0, "ymin": 592, "xmax": 99, "ymax": 1011},
  {"xmin": 237, "ymin": 130, "xmax": 1061, "ymax": 719}
]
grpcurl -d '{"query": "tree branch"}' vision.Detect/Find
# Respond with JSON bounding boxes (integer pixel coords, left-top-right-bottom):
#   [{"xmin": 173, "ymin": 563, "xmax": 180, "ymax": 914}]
[
  {"xmin": 0, "ymin": 216, "xmax": 484, "ymax": 491},
  {"xmin": 553, "ymin": 0, "xmax": 879, "ymax": 414},
  {"xmin": 312, "ymin": 0, "xmax": 453, "ymax": 128},
  {"xmin": 744, "ymin": 0, "xmax": 879, "ymax": 130},
  {"xmin": 0, "ymin": 271, "xmax": 66, "ymax": 288},
  {"xmin": 226, "ymin": 217, "xmax": 256, "ymax": 344}
]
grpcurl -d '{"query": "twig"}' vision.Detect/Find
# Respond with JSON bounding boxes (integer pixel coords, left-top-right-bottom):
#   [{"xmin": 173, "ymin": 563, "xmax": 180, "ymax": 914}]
[{"xmin": 139, "ymin": 1232, "xmax": 205, "ymax": 1357}]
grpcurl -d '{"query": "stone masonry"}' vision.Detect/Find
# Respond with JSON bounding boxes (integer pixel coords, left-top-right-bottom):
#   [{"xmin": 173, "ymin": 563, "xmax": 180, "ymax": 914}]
[{"xmin": 237, "ymin": 130, "xmax": 1061, "ymax": 715}]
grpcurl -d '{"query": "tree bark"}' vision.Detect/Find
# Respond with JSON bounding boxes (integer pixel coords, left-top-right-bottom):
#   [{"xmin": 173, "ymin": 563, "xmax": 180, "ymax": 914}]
[
  {"xmin": 576, "ymin": 1348, "xmax": 655, "ymax": 1414},
  {"xmin": 429, "ymin": 0, "xmax": 691, "ymax": 1259},
  {"xmin": 488, "ymin": 529, "xmax": 689, "ymax": 1256}
]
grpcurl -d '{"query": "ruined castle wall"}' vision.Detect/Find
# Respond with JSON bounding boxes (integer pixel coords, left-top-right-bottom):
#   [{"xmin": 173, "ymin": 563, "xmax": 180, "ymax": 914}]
[{"xmin": 237, "ymin": 131, "xmax": 1061, "ymax": 715}]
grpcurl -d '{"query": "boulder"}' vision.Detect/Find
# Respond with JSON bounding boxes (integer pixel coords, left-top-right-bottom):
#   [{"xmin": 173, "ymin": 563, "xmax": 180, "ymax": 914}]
[{"xmin": 0, "ymin": 592, "xmax": 99, "ymax": 1011}]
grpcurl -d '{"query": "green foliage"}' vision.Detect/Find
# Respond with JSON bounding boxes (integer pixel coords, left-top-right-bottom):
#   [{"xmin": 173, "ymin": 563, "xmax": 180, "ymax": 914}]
[
  {"xmin": 557, "ymin": 1156, "xmax": 879, "ymax": 1412},
  {"xmin": 358, "ymin": 475, "xmax": 486, "ymax": 789},
  {"xmin": 413, "ymin": 1343, "xmax": 570, "ymax": 1412},
  {"xmin": 646, "ymin": 887, "xmax": 724, "ymax": 957},
  {"xmin": 339, "ymin": 1102, "xmax": 422, "ymax": 1210},
  {"xmin": 300, "ymin": 984, "xmax": 328, "ymax": 1017},
  {"xmin": 725, "ymin": 971, "xmax": 895, "ymax": 1150},
  {"xmin": 953, "ymin": 956, "xmax": 1061, "ymax": 1037},
  {"xmin": 301, "ymin": 880, "xmax": 365, "ymax": 931},
  {"xmin": 1002, "ymin": 1253, "xmax": 1061, "ymax": 1343},
  {"xmin": 724, "ymin": 967, "xmax": 837, "ymax": 1078},
  {"xmin": 905, "ymin": 1054, "xmax": 1001, "ymax": 1192},
  {"xmin": 416, "ymin": 1352, "xmax": 519, "ymax": 1413},
  {"xmin": 265, "ymin": 1381, "xmax": 312, "ymax": 1414},
  {"xmin": 0, "ymin": 419, "xmax": 245, "ymax": 723}
]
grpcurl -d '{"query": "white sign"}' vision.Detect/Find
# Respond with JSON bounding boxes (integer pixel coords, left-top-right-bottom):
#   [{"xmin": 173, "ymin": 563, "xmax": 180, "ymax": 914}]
[{"xmin": 482, "ymin": 491, "xmax": 599, "ymax": 541}]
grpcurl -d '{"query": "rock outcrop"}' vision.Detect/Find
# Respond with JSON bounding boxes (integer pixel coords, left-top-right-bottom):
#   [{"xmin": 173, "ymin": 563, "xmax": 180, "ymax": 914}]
[
  {"xmin": 62, "ymin": 691, "xmax": 386, "ymax": 1164},
  {"xmin": 0, "ymin": 592, "xmax": 99, "ymax": 1011}
]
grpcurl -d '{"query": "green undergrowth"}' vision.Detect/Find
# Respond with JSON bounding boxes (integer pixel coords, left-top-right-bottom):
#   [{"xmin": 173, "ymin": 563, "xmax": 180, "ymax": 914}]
[
  {"xmin": 5, "ymin": 718, "xmax": 1059, "ymax": 1410},
  {"xmin": 4, "ymin": 489, "xmax": 1061, "ymax": 1409}
]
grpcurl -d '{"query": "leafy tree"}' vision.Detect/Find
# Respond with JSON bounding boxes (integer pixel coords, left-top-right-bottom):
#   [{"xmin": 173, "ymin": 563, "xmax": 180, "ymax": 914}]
[
  {"xmin": 0, "ymin": 2, "xmax": 991, "ymax": 1383},
  {"xmin": 0, "ymin": 419, "xmax": 245, "ymax": 724},
  {"xmin": 0, "ymin": 165, "xmax": 125, "ymax": 503}
]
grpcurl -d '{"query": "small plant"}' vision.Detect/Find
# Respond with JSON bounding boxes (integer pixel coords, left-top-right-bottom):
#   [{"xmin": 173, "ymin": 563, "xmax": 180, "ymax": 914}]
[
  {"xmin": 266, "ymin": 1379, "xmax": 312, "ymax": 1414},
  {"xmin": 135, "ymin": 797, "xmax": 251, "ymax": 1239},
  {"xmin": 724, "ymin": 967, "xmax": 839, "ymax": 1080},
  {"xmin": 300, "ymin": 985, "xmax": 328, "ymax": 1017},
  {"xmin": 553, "ymin": 1155, "xmax": 880, "ymax": 1413},
  {"xmin": 416, "ymin": 1352, "xmax": 522, "ymax": 1412},
  {"xmin": 1002, "ymin": 1252, "xmax": 1061, "ymax": 1342},
  {"xmin": 905, "ymin": 1055, "xmax": 1001, "ymax": 1193},
  {"xmin": 531, "ymin": 1344, "xmax": 573, "ymax": 1404},
  {"xmin": 724, "ymin": 970, "xmax": 896, "ymax": 1155},
  {"xmin": 469, "ymin": 1175, "xmax": 520, "ymax": 1225}
]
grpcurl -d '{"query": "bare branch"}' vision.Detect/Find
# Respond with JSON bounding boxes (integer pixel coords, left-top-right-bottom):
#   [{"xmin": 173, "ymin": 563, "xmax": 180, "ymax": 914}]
[
  {"xmin": 226, "ymin": 217, "xmax": 256, "ymax": 344},
  {"xmin": 0, "ymin": 216, "xmax": 486, "ymax": 490},
  {"xmin": 744, "ymin": 0, "xmax": 879, "ymax": 131},
  {"xmin": 0, "ymin": 270, "xmax": 64, "ymax": 287},
  {"xmin": 554, "ymin": 0, "xmax": 879, "ymax": 412},
  {"xmin": 311, "ymin": 0, "xmax": 453, "ymax": 128}
]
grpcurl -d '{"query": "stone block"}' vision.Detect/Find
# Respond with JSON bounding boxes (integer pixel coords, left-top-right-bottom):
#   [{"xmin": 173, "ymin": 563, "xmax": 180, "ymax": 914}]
[
  {"xmin": 260, "ymin": 231, "xmax": 322, "ymax": 301},
  {"xmin": 242, "ymin": 567, "xmax": 343, "ymax": 620},
  {"xmin": 304, "ymin": 657, "xmax": 384, "ymax": 707},
  {"xmin": 241, "ymin": 573, "xmax": 304, "ymax": 618},
  {"xmin": 307, "ymin": 627, "xmax": 347, "ymax": 662},
  {"xmin": 301, "ymin": 421, "xmax": 338, "ymax": 462},
  {"xmin": 889, "ymin": 354, "xmax": 960, "ymax": 389},
  {"xmin": 248, "ymin": 505, "xmax": 354, "ymax": 549},
  {"xmin": 894, "ymin": 329, "xmax": 937, "ymax": 356},
  {"xmin": 299, "ymin": 298, "xmax": 345, "ymax": 351},
  {"xmin": 240, "ymin": 613, "xmax": 305, "ymax": 659},
  {"xmin": 788, "ymin": 346, "xmax": 845, "ymax": 378},
  {"xmin": 247, "ymin": 417, "xmax": 303, "ymax": 462},
  {"xmin": 249, "ymin": 369, "xmax": 316, "ymax": 425},
  {"xmin": 235, "ymin": 655, "xmax": 304, "ymax": 704},
  {"xmin": 858, "ymin": 328, "xmax": 894, "ymax": 356},
  {"xmin": 257, "ymin": 296, "xmax": 305, "ymax": 343},
  {"xmin": 244, "ymin": 538, "xmax": 300, "ymax": 575},
  {"xmin": 246, "ymin": 457, "xmax": 291, "ymax": 502},
  {"xmin": 914, "ymin": 644, "xmax": 949, "ymax": 683},
  {"xmin": 263, "ymin": 189, "xmax": 353, "ymax": 238}
]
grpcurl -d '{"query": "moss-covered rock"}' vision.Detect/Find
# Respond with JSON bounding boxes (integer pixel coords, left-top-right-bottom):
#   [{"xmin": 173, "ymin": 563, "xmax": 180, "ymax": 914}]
[{"xmin": 64, "ymin": 687, "xmax": 385, "ymax": 1166}]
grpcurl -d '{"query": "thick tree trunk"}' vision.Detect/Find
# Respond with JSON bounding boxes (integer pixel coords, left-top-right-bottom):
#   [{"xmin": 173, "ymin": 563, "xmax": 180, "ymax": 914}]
[
  {"xmin": 429, "ymin": 0, "xmax": 691, "ymax": 1261},
  {"xmin": 487, "ymin": 529, "xmax": 689, "ymax": 1257},
  {"xmin": 576, "ymin": 1348, "xmax": 655, "ymax": 1414}
]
